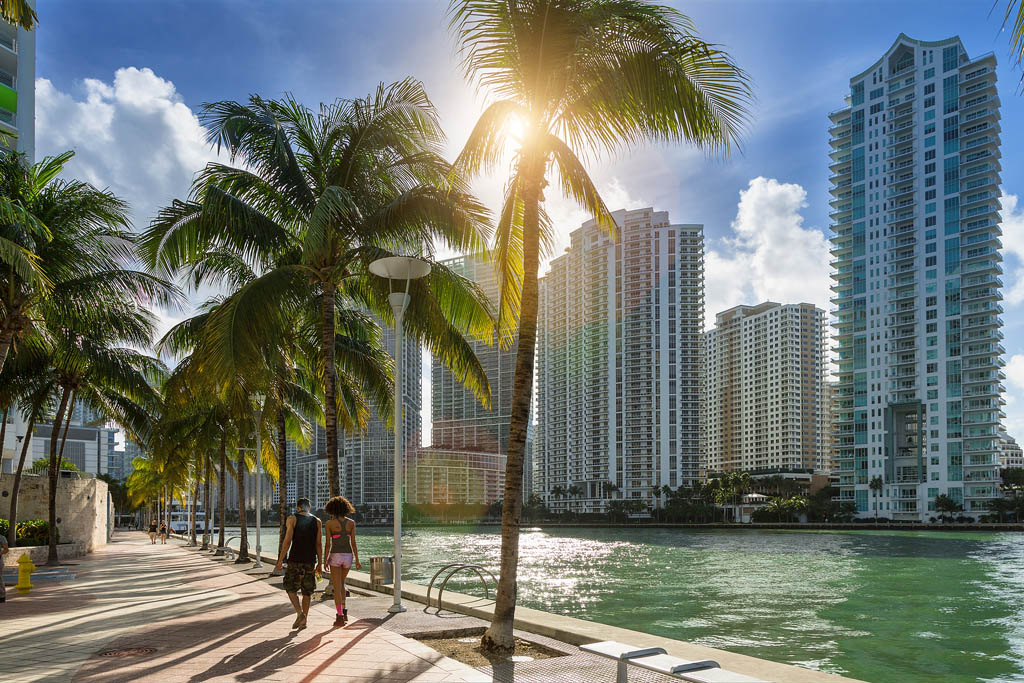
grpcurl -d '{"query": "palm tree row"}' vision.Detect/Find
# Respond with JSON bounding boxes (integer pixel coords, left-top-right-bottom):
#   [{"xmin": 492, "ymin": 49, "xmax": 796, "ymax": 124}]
[{"xmin": 0, "ymin": 151, "xmax": 177, "ymax": 563}]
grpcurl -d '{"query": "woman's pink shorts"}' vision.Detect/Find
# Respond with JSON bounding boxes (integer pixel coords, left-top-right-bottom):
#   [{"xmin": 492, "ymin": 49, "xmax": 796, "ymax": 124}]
[{"xmin": 327, "ymin": 552, "xmax": 353, "ymax": 568}]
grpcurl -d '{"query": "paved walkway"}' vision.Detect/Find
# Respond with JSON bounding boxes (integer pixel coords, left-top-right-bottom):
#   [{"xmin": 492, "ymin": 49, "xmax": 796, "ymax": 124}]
[{"xmin": 0, "ymin": 533, "xmax": 488, "ymax": 682}]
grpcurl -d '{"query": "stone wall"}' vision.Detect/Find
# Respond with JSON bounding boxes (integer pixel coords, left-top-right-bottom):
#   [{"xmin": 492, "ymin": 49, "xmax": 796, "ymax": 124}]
[{"xmin": 0, "ymin": 473, "xmax": 109, "ymax": 551}]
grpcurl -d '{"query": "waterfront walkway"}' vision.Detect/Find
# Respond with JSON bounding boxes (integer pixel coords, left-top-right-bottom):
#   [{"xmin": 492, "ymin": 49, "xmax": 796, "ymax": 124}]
[{"xmin": 0, "ymin": 533, "xmax": 488, "ymax": 682}]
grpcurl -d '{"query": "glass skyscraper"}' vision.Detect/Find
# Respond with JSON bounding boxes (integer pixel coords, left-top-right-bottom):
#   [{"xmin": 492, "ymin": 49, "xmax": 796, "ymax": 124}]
[{"xmin": 830, "ymin": 34, "xmax": 1003, "ymax": 520}]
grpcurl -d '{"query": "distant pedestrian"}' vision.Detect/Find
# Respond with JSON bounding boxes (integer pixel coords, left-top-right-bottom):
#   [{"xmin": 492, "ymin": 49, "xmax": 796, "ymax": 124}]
[
  {"xmin": 274, "ymin": 497, "xmax": 322, "ymax": 630},
  {"xmin": 158, "ymin": 522, "xmax": 168, "ymax": 544},
  {"xmin": 148, "ymin": 519, "xmax": 158, "ymax": 544},
  {"xmin": 0, "ymin": 532, "xmax": 8, "ymax": 602},
  {"xmin": 323, "ymin": 496, "xmax": 362, "ymax": 626}
]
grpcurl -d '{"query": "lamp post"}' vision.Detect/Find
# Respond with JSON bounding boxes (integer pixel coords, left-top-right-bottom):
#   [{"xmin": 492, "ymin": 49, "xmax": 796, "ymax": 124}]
[
  {"xmin": 253, "ymin": 392, "xmax": 266, "ymax": 569},
  {"xmin": 369, "ymin": 255, "xmax": 430, "ymax": 614}
]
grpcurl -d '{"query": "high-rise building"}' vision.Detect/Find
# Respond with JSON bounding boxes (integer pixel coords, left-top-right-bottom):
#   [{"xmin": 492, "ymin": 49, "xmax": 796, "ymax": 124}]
[
  {"xmin": 409, "ymin": 254, "xmax": 513, "ymax": 507},
  {"xmin": 998, "ymin": 431, "xmax": 1023, "ymax": 469},
  {"xmin": 342, "ymin": 320, "xmax": 421, "ymax": 521},
  {"xmin": 702, "ymin": 302, "xmax": 827, "ymax": 475},
  {"xmin": 536, "ymin": 208, "xmax": 704, "ymax": 514},
  {"xmin": 830, "ymin": 35, "xmax": 1003, "ymax": 520},
  {"xmin": 1, "ymin": 10, "xmax": 35, "ymax": 160}
]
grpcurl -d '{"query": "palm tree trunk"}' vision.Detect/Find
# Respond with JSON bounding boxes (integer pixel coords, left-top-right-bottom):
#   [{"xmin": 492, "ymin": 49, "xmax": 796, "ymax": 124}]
[
  {"xmin": 0, "ymin": 325, "xmax": 17, "ymax": 376},
  {"xmin": 320, "ymin": 290, "xmax": 341, "ymax": 497},
  {"xmin": 235, "ymin": 446, "xmax": 249, "ymax": 562},
  {"xmin": 276, "ymin": 404, "xmax": 288, "ymax": 558},
  {"xmin": 56, "ymin": 392, "xmax": 75, "ymax": 473},
  {"xmin": 216, "ymin": 435, "xmax": 227, "ymax": 553},
  {"xmin": 482, "ymin": 160, "xmax": 543, "ymax": 654},
  {"xmin": 8, "ymin": 408, "xmax": 36, "ymax": 548},
  {"xmin": 0, "ymin": 406, "xmax": 8, "ymax": 473},
  {"xmin": 202, "ymin": 453, "xmax": 211, "ymax": 550},
  {"xmin": 46, "ymin": 387, "xmax": 72, "ymax": 565},
  {"xmin": 190, "ymin": 476, "xmax": 199, "ymax": 545}
]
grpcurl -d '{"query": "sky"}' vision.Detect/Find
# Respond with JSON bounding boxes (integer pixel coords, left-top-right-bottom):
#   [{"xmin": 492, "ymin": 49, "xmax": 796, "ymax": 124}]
[{"xmin": 31, "ymin": 0, "xmax": 1024, "ymax": 438}]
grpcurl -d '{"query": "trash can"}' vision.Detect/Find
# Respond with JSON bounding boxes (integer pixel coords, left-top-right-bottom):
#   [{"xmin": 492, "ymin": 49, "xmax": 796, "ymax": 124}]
[{"xmin": 370, "ymin": 556, "xmax": 393, "ymax": 586}]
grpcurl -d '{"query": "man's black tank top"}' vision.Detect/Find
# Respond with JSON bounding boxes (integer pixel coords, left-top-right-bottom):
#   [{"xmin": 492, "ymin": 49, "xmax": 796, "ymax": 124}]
[{"xmin": 288, "ymin": 514, "xmax": 317, "ymax": 564}]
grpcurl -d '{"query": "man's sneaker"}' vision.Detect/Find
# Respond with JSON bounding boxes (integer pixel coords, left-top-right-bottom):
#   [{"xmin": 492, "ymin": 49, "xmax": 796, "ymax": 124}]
[
  {"xmin": 292, "ymin": 613, "xmax": 304, "ymax": 629},
  {"xmin": 334, "ymin": 614, "xmax": 345, "ymax": 627}
]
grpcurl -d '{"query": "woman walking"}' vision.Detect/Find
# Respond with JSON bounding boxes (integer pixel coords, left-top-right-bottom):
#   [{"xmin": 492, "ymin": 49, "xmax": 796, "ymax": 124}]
[
  {"xmin": 148, "ymin": 519, "xmax": 158, "ymax": 544},
  {"xmin": 323, "ymin": 496, "xmax": 361, "ymax": 626},
  {"xmin": 158, "ymin": 521, "xmax": 168, "ymax": 544}
]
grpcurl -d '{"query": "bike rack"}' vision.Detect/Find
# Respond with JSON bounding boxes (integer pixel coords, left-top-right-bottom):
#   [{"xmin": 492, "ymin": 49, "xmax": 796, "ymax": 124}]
[
  {"xmin": 425, "ymin": 563, "xmax": 498, "ymax": 613},
  {"xmin": 220, "ymin": 536, "xmax": 242, "ymax": 560}
]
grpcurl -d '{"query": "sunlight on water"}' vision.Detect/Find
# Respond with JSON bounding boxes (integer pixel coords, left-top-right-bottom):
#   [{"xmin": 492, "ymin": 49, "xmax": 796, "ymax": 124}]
[{"xmin": 243, "ymin": 525, "xmax": 1024, "ymax": 682}]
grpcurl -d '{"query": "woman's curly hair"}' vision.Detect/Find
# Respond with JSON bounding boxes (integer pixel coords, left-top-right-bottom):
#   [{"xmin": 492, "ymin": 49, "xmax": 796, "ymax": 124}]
[{"xmin": 325, "ymin": 495, "xmax": 355, "ymax": 517}]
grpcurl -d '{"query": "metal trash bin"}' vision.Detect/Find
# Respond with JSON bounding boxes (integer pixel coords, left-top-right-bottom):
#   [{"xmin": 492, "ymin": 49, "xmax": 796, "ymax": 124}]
[{"xmin": 370, "ymin": 556, "xmax": 393, "ymax": 586}]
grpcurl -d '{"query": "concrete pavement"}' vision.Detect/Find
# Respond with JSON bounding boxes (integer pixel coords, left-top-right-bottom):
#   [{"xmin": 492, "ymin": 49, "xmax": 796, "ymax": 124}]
[{"xmin": 0, "ymin": 533, "xmax": 488, "ymax": 682}]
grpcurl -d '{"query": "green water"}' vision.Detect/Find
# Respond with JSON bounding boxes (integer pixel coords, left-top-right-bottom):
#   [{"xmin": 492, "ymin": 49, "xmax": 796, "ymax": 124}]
[{"xmin": 246, "ymin": 526, "xmax": 1024, "ymax": 682}]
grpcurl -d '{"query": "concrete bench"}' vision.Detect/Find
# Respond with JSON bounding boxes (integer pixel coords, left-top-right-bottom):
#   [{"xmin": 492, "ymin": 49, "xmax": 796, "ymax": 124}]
[{"xmin": 581, "ymin": 640, "xmax": 771, "ymax": 683}]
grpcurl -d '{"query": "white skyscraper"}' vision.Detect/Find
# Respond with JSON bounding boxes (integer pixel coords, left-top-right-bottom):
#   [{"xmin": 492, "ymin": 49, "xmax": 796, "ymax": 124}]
[
  {"xmin": 536, "ymin": 208, "xmax": 703, "ymax": 514},
  {"xmin": 830, "ymin": 35, "xmax": 1003, "ymax": 520},
  {"xmin": 703, "ymin": 302, "xmax": 828, "ymax": 475},
  {"xmin": 1, "ymin": 11, "xmax": 34, "ymax": 159}
]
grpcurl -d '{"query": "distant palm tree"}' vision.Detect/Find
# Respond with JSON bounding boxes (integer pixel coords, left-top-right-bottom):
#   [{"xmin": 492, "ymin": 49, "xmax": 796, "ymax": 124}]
[
  {"xmin": 449, "ymin": 0, "xmax": 751, "ymax": 652},
  {"xmin": 868, "ymin": 475, "xmax": 884, "ymax": 518}
]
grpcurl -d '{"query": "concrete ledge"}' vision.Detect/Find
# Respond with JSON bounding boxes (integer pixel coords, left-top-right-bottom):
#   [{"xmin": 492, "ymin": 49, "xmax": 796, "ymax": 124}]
[
  {"xmin": 342, "ymin": 570, "xmax": 861, "ymax": 683},
  {"xmin": 2, "ymin": 542, "xmax": 86, "ymax": 569}
]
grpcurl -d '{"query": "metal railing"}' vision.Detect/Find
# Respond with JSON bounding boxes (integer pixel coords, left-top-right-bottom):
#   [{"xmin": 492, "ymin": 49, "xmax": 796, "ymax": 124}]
[{"xmin": 425, "ymin": 563, "xmax": 498, "ymax": 613}]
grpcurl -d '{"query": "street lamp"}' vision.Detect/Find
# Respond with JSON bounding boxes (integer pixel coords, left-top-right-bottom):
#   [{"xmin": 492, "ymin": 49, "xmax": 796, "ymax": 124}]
[
  {"xmin": 253, "ymin": 392, "xmax": 266, "ymax": 569},
  {"xmin": 369, "ymin": 255, "xmax": 430, "ymax": 614}
]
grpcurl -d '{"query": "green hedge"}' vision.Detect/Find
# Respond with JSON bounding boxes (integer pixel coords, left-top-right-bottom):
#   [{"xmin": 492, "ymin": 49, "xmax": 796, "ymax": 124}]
[{"xmin": 0, "ymin": 518, "xmax": 58, "ymax": 546}]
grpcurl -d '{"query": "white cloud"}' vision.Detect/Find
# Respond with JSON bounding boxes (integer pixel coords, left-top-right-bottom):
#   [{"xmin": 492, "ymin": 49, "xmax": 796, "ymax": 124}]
[
  {"xmin": 35, "ymin": 67, "xmax": 224, "ymax": 229},
  {"xmin": 998, "ymin": 193, "xmax": 1024, "ymax": 306},
  {"xmin": 704, "ymin": 176, "xmax": 832, "ymax": 328}
]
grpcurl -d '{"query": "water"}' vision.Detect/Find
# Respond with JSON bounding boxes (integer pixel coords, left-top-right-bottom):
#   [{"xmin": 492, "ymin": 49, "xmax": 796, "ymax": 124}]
[{"xmin": 235, "ymin": 525, "xmax": 1024, "ymax": 682}]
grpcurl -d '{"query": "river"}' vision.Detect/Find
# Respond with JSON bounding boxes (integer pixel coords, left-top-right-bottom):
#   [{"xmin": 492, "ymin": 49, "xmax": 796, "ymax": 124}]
[{"xmin": 229, "ymin": 525, "xmax": 1024, "ymax": 682}]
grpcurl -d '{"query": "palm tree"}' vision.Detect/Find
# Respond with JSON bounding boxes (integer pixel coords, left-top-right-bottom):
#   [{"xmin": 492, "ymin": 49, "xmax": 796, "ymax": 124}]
[
  {"xmin": 0, "ymin": 1, "xmax": 36, "ymax": 29},
  {"xmin": 449, "ymin": 0, "xmax": 751, "ymax": 651},
  {"xmin": 141, "ymin": 82, "xmax": 495, "ymax": 502},
  {"xmin": 999, "ymin": 1, "xmax": 1023, "ymax": 82},
  {"xmin": 868, "ymin": 475, "xmax": 884, "ymax": 519}
]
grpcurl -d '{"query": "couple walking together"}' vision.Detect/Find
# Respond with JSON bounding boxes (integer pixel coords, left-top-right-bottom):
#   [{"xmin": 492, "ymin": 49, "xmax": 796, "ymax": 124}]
[{"xmin": 275, "ymin": 495, "xmax": 361, "ymax": 628}]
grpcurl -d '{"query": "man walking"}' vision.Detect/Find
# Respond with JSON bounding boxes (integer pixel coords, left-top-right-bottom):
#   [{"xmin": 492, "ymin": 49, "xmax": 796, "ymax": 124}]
[{"xmin": 274, "ymin": 497, "xmax": 322, "ymax": 629}]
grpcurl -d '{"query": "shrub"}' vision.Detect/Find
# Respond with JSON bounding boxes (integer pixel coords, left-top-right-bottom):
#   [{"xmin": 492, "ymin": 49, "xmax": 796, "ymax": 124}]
[{"xmin": 0, "ymin": 518, "xmax": 57, "ymax": 546}]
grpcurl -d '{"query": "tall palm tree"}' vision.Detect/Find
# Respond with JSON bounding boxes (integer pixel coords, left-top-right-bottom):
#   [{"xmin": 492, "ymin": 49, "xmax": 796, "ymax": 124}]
[
  {"xmin": 141, "ymin": 82, "xmax": 496, "ymax": 502},
  {"xmin": 449, "ymin": 0, "xmax": 751, "ymax": 651},
  {"xmin": 999, "ymin": 1, "xmax": 1023, "ymax": 82}
]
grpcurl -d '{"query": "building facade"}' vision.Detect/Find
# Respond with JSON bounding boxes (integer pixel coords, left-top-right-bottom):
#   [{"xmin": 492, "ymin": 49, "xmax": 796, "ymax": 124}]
[
  {"xmin": 536, "ymin": 208, "xmax": 704, "ymax": 514},
  {"xmin": 702, "ymin": 302, "xmax": 828, "ymax": 475},
  {"xmin": 409, "ymin": 253, "xmax": 515, "ymax": 506},
  {"xmin": 342, "ymin": 320, "xmax": 421, "ymax": 521},
  {"xmin": 998, "ymin": 431, "xmax": 1023, "ymax": 469},
  {"xmin": 830, "ymin": 35, "xmax": 1003, "ymax": 520},
  {"xmin": 1, "ymin": 9, "xmax": 35, "ymax": 159}
]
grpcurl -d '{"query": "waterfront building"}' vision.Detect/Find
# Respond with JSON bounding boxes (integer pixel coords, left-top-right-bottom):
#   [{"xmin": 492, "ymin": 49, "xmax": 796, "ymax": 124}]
[
  {"xmin": 342, "ymin": 320, "xmax": 421, "ymax": 521},
  {"xmin": 1, "ymin": 11, "xmax": 35, "ymax": 159},
  {"xmin": 536, "ymin": 208, "xmax": 704, "ymax": 514},
  {"xmin": 830, "ymin": 35, "xmax": 1004, "ymax": 520},
  {"xmin": 998, "ymin": 431, "xmax": 1023, "ymax": 469},
  {"xmin": 410, "ymin": 253, "xmax": 513, "ymax": 506},
  {"xmin": 702, "ymin": 302, "xmax": 827, "ymax": 476}
]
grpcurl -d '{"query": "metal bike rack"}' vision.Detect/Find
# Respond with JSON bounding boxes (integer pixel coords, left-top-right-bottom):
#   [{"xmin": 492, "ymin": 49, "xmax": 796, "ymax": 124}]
[
  {"xmin": 425, "ymin": 563, "xmax": 498, "ymax": 613},
  {"xmin": 221, "ymin": 536, "xmax": 242, "ymax": 560}
]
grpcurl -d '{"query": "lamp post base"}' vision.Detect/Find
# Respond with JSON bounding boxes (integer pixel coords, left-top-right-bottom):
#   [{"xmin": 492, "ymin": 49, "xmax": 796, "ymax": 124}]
[{"xmin": 387, "ymin": 603, "xmax": 407, "ymax": 614}]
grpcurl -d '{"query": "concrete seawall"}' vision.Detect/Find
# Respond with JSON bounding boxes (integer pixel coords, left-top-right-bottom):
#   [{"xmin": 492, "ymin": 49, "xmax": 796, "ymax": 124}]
[{"xmin": 182, "ymin": 533, "xmax": 861, "ymax": 682}]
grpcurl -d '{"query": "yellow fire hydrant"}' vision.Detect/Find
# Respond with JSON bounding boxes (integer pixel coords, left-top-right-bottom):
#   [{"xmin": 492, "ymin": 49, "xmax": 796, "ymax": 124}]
[{"xmin": 17, "ymin": 553, "xmax": 35, "ymax": 594}]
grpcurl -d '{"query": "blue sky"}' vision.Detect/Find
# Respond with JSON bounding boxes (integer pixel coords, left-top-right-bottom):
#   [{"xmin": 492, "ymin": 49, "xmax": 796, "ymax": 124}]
[{"xmin": 32, "ymin": 0, "xmax": 1024, "ymax": 434}]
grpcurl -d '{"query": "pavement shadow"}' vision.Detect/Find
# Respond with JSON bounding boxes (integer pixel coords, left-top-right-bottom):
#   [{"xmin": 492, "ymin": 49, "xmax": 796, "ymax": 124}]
[{"xmin": 73, "ymin": 603, "xmax": 291, "ymax": 682}]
